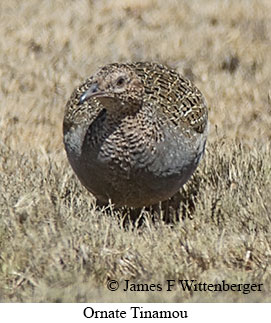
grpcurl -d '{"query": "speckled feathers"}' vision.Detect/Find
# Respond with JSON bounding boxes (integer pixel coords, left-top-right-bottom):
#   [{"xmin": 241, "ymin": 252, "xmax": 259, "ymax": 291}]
[{"xmin": 63, "ymin": 62, "xmax": 208, "ymax": 207}]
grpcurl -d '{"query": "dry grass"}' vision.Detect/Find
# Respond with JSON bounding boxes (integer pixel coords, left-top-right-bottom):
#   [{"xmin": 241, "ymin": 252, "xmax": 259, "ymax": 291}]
[{"xmin": 0, "ymin": 0, "xmax": 271, "ymax": 302}]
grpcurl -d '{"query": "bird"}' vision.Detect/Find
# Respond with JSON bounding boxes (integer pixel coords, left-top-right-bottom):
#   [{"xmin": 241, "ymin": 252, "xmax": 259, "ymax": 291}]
[{"xmin": 63, "ymin": 62, "xmax": 208, "ymax": 208}]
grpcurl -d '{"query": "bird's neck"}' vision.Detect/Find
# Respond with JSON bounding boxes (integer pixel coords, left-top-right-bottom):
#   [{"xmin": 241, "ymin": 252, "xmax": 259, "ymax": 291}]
[{"xmin": 99, "ymin": 97, "xmax": 142, "ymax": 122}]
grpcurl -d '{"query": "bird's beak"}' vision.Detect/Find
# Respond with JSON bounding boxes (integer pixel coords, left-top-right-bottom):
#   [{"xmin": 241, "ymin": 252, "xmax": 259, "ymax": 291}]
[{"xmin": 79, "ymin": 82, "xmax": 104, "ymax": 104}]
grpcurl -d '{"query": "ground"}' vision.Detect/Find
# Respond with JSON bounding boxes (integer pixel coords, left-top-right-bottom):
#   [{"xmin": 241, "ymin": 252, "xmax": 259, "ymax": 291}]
[{"xmin": 0, "ymin": 0, "xmax": 271, "ymax": 302}]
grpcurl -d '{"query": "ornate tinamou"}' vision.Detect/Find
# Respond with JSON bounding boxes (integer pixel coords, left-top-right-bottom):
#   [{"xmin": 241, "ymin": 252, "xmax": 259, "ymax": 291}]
[{"xmin": 63, "ymin": 62, "xmax": 208, "ymax": 208}]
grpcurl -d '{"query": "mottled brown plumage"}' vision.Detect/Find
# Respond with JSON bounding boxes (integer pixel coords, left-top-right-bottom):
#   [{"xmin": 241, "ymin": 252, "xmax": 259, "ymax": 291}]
[{"xmin": 63, "ymin": 62, "xmax": 208, "ymax": 207}]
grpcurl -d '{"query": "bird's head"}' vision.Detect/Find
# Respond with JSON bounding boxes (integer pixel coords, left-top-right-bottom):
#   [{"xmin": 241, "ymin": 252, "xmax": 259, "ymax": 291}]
[{"xmin": 79, "ymin": 64, "xmax": 144, "ymax": 112}]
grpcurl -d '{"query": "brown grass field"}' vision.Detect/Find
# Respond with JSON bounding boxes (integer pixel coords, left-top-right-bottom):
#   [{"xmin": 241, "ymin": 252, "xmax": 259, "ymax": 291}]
[{"xmin": 0, "ymin": 0, "xmax": 271, "ymax": 302}]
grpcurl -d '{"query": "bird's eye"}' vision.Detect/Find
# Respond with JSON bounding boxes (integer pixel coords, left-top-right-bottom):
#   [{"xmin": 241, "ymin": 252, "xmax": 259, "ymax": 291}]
[{"xmin": 116, "ymin": 77, "xmax": 125, "ymax": 87}]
